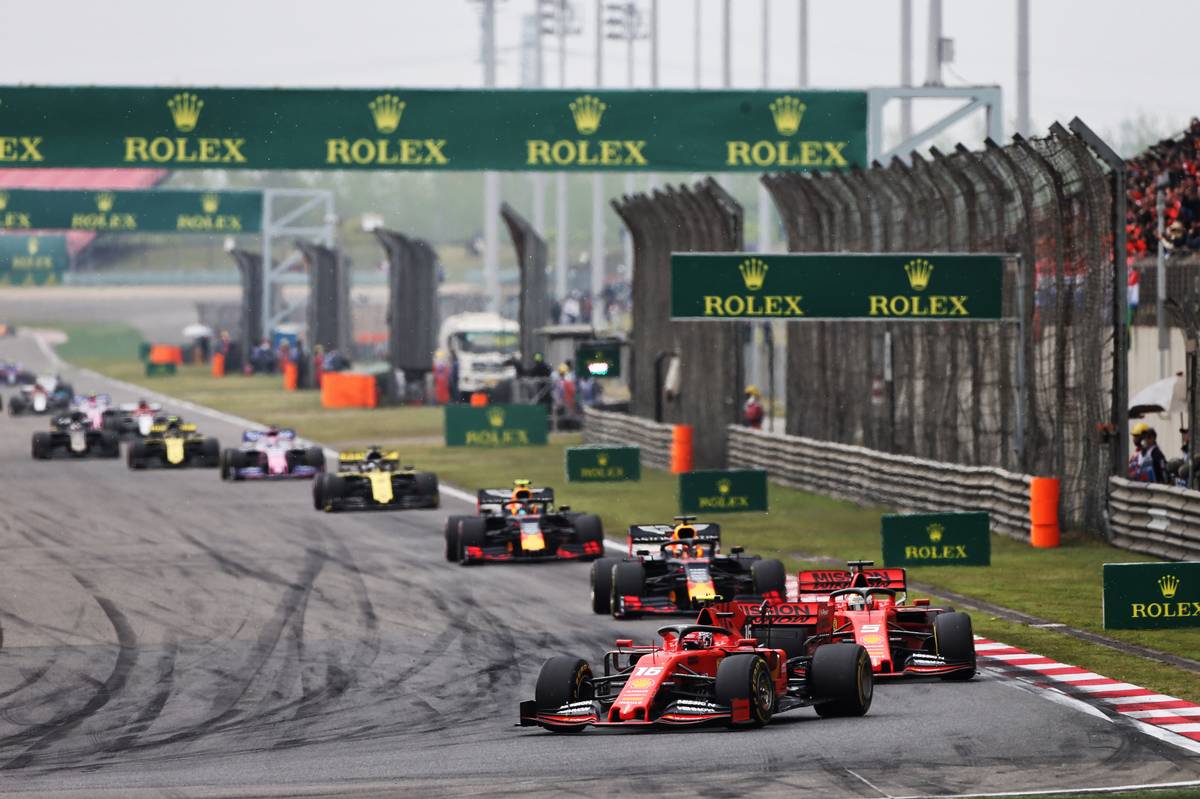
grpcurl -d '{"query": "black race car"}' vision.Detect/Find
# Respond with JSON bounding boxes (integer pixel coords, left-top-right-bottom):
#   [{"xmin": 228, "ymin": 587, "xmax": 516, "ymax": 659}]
[
  {"xmin": 127, "ymin": 417, "xmax": 220, "ymax": 469},
  {"xmin": 31, "ymin": 411, "xmax": 120, "ymax": 460},
  {"xmin": 312, "ymin": 447, "xmax": 439, "ymax": 511},
  {"xmin": 591, "ymin": 517, "xmax": 787, "ymax": 619},
  {"xmin": 444, "ymin": 480, "xmax": 604, "ymax": 565}
]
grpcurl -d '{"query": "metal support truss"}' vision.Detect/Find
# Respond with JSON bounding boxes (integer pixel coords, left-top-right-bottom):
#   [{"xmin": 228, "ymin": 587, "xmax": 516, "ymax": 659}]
[
  {"xmin": 259, "ymin": 188, "xmax": 336, "ymax": 340},
  {"xmin": 867, "ymin": 86, "xmax": 1003, "ymax": 164}
]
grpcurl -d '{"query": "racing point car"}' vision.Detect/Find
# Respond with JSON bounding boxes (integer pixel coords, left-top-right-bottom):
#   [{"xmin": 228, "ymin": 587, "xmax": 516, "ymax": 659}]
[
  {"xmin": 220, "ymin": 427, "xmax": 325, "ymax": 480},
  {"xmin": 103, "ymin": 399, "xmax": 165, "ymax": 439},
  {"xmin": 31, "ymin": 411, "xmax": 120, "ymax": 459},
  {"xmin": 312, "ymin": 447, "xmax": 439, "ymax": 512},
  {"xmin": 127, "ymin": 417, "xmax": 220, "ymax": 469},
  {"xmin": 0, "ymin": 361, "xmax": 34, "ymax": 386},
  {"xmin": 751, "ymin": 560, "xmax": 975, "ymax": 680},
  {"xmin": 518, "ymin": 605, "xmax": 873, "ymax": 733},
  {"xmin": 8, "ymin": 376, "xmax": 73, "ymax": 416},
  {"xmin": 72, "ymin": 393, "xmax": 113, "ymax": 431},
  {"xmin": 591, "ymin": 516, "xmax": 787, "ymax": 619},
  {"xmin": 443, "ymin": 479, "xmax": 604, "ymax": 565}
]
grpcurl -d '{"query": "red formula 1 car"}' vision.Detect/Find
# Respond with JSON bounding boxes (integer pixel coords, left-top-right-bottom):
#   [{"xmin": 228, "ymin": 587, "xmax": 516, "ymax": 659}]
[
  {"xmin": 756, "ymin": 560, "xmax": 976, "ymax": 680},
  {"xmin": 518, "ymin": 604, "xmax": 873, "ymax": 733}
]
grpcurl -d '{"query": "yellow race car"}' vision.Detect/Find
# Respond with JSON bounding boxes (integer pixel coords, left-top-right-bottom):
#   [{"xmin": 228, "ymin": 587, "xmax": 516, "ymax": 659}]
[
  {"xmin": 127, "ymin": 417, "xmax": 220, "ymax": 469},
  {"xmin": 312, "ymin": 447, "xmax": 439, "ymax": 511}
]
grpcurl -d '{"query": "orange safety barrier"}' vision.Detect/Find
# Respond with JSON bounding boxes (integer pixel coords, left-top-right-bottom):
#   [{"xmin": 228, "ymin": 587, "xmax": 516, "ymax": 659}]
[
  {"xmin": 1030, "ymin": 476, "xmax": 1061, "ymax": 548},
  {"xmin": 148, "ymin": 344, "xmax": 183, "ymax": 365},
  {"xmin": 320, "ymin": 372, "xmax": 378, "ymax": 409},
  {"xmin": 469, "ymin": 392, "xmax": 489, "ymax": 407},
  {"xmin": 670, "ymin": 424, "xmax": 694, "ymax": 474},
  {"xmin": 211, "ymin": 352, "xmax": 226, "ymax": 378},
  {"xmin": 282, "ymin": 361, "xmax": 298, "ymax": 391}
]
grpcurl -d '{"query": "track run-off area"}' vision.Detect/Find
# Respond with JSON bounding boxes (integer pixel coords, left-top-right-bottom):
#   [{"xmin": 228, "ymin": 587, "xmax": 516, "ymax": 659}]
[{"xmin": 0, "ymin": 330, "xmax": 1198, "ymax": 798}]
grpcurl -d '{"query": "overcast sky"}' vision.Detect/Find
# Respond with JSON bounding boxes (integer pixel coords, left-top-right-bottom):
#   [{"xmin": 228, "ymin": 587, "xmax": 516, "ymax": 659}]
[{"xmin": 0, "ymin": 0, "xmax": 1194, "ymax": 152}]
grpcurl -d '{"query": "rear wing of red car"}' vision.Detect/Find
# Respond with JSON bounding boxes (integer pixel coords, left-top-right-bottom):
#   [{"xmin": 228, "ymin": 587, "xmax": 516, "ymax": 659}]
[
  {"xmin": 699, "ymin": 600, "xmax": 821, "ymax": 633},
  {"xmin": 795, "ymin": 567, "xmax": 907, "ymax": 598}
]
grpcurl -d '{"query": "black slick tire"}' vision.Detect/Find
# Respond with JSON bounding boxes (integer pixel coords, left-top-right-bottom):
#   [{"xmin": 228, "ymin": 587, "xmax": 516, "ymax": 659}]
[
  {"xmin": 99, "ymin": 431, "xmax": 120, "ymax": 458},
  {"xmin": 200, "ymin": 437, "xmax": 220, "ymax": 467},
  {"xmin": 934, "ymin": 612, "xmax": 976, "ymax": 681},
  {"xmin": 444, "ymin": 516, "xmax": 466, "ymax": 562},
  {"xmin": 534, "ymin": 655, "xmax": 592, "ymax": 734},
  {"xmin": 751, "ymin": 559, "xmax": 787, "ymax": 598},
  {"xmin": 31, "ymin": 432, "xmax": 51, "ymax": 460},
  {"xmin": 715, "ymin": 654, "xmax": 775, "ymax": 728},
  {"xmin": 127, "ymin": 441, "xmax": 148, "ymax": 470},
  {"xmin": 414, "ymin": 471, "xmax": 439, "ymax": 508},
  {"xmin": 573, "ymin": 513, "xmax": 604, "ymax": 560},
  {"xmin": 611, "ymin": 561, "xmax": 645, "ymax": 618},
  {"xmin": 589, "ymin": 557, "xmax": 618, "ymax": 614},
  {"xmin": 304, "ymin": 446, "xmax": 326, "ymax": 471},
  {"xmin": 811, "ymin": 643, "xmax": 873, "ymax": 718},
  {"xmin": 458, "ymin": 517, "xmax": 486, "ymax": 565}
]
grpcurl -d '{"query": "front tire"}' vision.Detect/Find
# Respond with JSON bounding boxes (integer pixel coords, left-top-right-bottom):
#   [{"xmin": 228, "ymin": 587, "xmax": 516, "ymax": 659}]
[
  {"xmin": 715, "ymin": 654, "xmax": 775, "ymax": 728},
  {"xmin": 534, "ymin": 655, "xmax": 592, "ymax": 734},
  {"xmin": 127, "ymin": 441, "xmax": 148, "ymax": 470},
  {"xmin": 611, "ymin": 561, "xmax": 645, "ymax": 618},
  {"xmin": 413, "ymin": 471, "xmax": 439, "ymax": 508},
  {"xmin": 31, "ymin": 432, "xmax": 52, "ymax": 460},
  {"xmin": 303, "ymin": 446, "xmax": 326, "ymax": 471},
  {"xmin": 458, "ymin": 517, "xmax": 486, "ymax": 565},
  {"xmin": 811, "ymin": 644, "xmax": 873, "ymax": 718},
  {"xmin": 590, "ymin": 557, "xmax": 618, "ymax": 614},
  {"xmin": 934, "ymin": 612, "xmax": 976, "ymax": 681},
  {"xmin": 444, "ymin": 516, "xmax": 466, "ymax": 562},
  {"xmin": 200, "ymin": 437, "xmax": 220, "ymax": 467},
  {"xmin": 98, "ymin": 431, "xmax": 120, "ymax": 458}
]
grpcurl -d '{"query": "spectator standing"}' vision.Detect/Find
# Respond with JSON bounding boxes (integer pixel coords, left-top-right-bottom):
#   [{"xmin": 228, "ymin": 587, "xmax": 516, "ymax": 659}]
[
  {"xmin": 1128, "ymin": 422, "xmax": 1168, "ymax": 483},
  {"xmin": 742, "ymin": 385, "xmax": 765, "ymax": 429}
]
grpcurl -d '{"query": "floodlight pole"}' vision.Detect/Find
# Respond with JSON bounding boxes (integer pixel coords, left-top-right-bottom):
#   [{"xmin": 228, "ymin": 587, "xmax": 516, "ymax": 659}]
[
  {"xmin": 900, "ymin": 0, "xmax": 912, "ymax": 140},
  {"xmin": 925, "ymin": 0, "xmax": 943, "ymax": 86},
  {"xmin": 693, "ymin": 0, "xmax": 702, "ymax": 88},
  {"xmin": 482, "ymin": 0, "xmax": 501, "ymax": 312},
  {"xmin": 555, "ymin": 1, "xmax": 571, "ymax": 303},
  {"xmin": 531, "ymin": 13, "xmax": 546, "ymax": 242},
  {"xmin": 591, "ymin": 0, "xmax": 605, "ymax": 323},
  {"xmin": 1016, "ymin": 0, "xmax": 1031, "ymax": 136},
  {"xmin": 797, "ymin": 0, "xmax": 809, "ymax": 87}
]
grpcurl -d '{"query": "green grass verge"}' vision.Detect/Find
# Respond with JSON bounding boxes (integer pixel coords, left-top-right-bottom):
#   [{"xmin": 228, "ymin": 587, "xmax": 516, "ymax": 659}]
[{"xmin": 55, "ymin": 322, "xmax": 1200, "ymax": 706}]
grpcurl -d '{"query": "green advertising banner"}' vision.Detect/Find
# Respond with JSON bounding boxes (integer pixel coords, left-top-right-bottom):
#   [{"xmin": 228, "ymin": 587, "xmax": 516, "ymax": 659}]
[
  {"xmin": 0, "ymin": 86, "xmax": 866, "ymax": 173},
  {"xmin": 444, "ymin": 404, "xmax": 548, "ymax": 447},
  {"xmin": 575, "ymin": 340, "xmax": 623, "ymax": 379},
  {"xmin": 670, "ymin": 253, "xmax": 1006, "ymax": 321},
  {"xmin": 881, "ymin": 512, "xmax": 991, "ymax": 567},
  {"xmin": 565, "ymin": 445, "xmax": 640, "ymax": 482},
  {"xmin": 679, "ymin": 469, "xmax": 768, "ymax": 514},
  {"xmin": 0, "ymin": 235, "xmax": 68, "ymax": 286},
  {"xmin": 0, "ymin": 188, "xmax": 262, "ymax": 233},
  {"xmin": 1103, "ymin": 561, "xmax": 1200, "ymax": 630}
]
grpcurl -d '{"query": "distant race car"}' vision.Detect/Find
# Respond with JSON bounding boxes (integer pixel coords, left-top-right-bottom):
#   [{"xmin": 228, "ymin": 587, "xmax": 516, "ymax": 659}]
[
  {"xmin": 8, "ymin": 376, "xmax": 73, "ymax": 416},
  {"xmin": 0, "ymin": 361, "xmax": 33, "ymax": 386},
  {"xmin": 591, "ymin": 517, "xmax": 786, "ymax": 619},
  {"xmin": 71, "ymin": 393, "xmax": 113, "ymax": 431},
  {"xmin": 220, "ymin": 427, "xmax": 325, "ymax": 480},
  {"xmin": 754, "ymin": 560, "xmax": 976, "ymax": 680},
  {"xmin": 444, "ymin": 479, "xmax": 604, "ymax": 565},
  {"xmin": 127, "ymin": 417, "xmax": 220, "ymax": 469},
  {"xmin": 103, "ymin": 399, "xmax": 165, "ymax": 439},
  {"xmin": 518, "ymin": 605, "xmax": 873, "ymax": 733},
  {"xmin": 31, "ymin": 411, "xmax": 120, "ymax": 460},
  {"xmin": 312, "ymin": 447, "xmax": 439, "ymax": 511}
]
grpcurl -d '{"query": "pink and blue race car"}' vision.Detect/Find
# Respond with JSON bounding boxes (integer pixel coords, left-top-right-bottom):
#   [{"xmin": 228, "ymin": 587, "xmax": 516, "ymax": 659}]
[{"xmin": 219, "ymin": 427, "xmax": 326, "ymax": 481}]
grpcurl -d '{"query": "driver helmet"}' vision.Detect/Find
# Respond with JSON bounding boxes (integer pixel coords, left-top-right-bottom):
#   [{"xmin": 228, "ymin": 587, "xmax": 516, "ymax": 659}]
[
  {"xmin": 683, "ymin": 631, "xmax": 713, "ymax": 650},
  {"xmin": 264, "ymin": 426, "xmax": 279, "ymax": 445},
  {"xmin": 844, "ymin": 592, "xmax": 868, "ymax": 611},
  {"xmin": 137, "ymin": 399, "xmax": 150, "ymax": 411}
]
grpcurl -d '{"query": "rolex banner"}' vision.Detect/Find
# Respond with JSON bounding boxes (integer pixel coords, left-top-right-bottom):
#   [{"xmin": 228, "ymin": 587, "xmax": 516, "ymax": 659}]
[
  {"xmin": 0, "ymin": 188, "xmax": 262, "ymax": 233},
  {"xmin": 444, "ymin": 404, "xmax": 548, "ymax": 447},
  {"xmin": 0, "ymin": 235, "xmax": 69, "ymax": 286},
  {"xmin": 0, "ymin": 87, "xmax": 866, "ymax": 173},
  {"xmin": 678, "ymin": 470, "xmax": 768, "ymax": 514},
  {"xmin": 671, "ymin": 253, "xmax": 1006, "ymax": 320},
  {"xmin": 1103, "ymin": 561, "xmax": 1200, "ymax": 630},
  {"xmin": 881, "ymin": 512, "xmax": 991, "ymax": 567},
  {"xmin": 565, "ymin": 445, "xmax": 640, "ymax": 482}
]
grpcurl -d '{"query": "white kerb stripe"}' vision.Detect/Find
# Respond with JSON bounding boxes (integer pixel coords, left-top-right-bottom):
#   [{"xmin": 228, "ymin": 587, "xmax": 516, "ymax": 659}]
[
  {"xmin": 985, "ymin": 653, "xmax": 1051, "ymax": 662},
  {"xmin": 1122, "ymin": 708, "xmax": 1200, "ymax": 719},
  {"xmin": 1101, "ymin": 694, "xmax": 1181, "ymax": 705},
  {"xmin": 973, "ymin": 642, "xmax": 1016, "ymax": 652},
  {"xmin": 1159, "ymin": 722, "xmax": 1200, "ymax": 733},
  {"xmin": 1074, "ymin": 682, "xmax": 1141, "ymax": 693},
  {"xmin": 1045, "ymin": 672, "xmax": 1106, "ymax": 683}
]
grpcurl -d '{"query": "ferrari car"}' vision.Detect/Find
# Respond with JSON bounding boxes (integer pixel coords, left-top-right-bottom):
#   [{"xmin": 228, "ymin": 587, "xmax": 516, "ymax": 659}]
[
  {"xmin": 592, "ymin": 517, "xmax": 786, "ymax": 619},
  {"xmin": 31, "ymin": 411, "xmax": 120, "ymax": 459},
  {"xmin": 518, "ymin": 605, "xmax": 873, "ymax": 733},
  {"xmin": 103, "ymin": 399, "xmax": 165, "ymax": 439},
  {"xmin": 127, "ymin": 417, "xmax": 220, "ymax": 469},
  {"xmin": 8, "ymin": 376, "xmax": 73, "ymax": 416},
  {"xmin": 312, "ymin": 447, "xmax": 439, "ymax": 511},
  {"xmin": 444, "ymin": 479, "xmax": 604, "ymax": 564},
  {"xmin": 220, "ymin": 427, "xmax": 325, "ymax": 480}
]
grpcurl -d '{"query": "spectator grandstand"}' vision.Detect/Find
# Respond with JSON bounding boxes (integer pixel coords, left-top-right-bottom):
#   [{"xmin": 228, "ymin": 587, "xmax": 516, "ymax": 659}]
[{"xmin": 1126, "ymin": 118, "xmax": 1200, "ymax": 259}]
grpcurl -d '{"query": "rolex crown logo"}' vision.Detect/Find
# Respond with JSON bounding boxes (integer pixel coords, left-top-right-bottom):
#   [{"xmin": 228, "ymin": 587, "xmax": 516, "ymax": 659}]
[
  {"xmin": 368, "ymin": 94, "xmax": 405, "ymax": 134},
  {"xmin": 0, "ymin": 192, "xmax": 8, "ymax": 211},
  {"xmin": 96, "ymin": 192, "xmax": 115, "ymax": 212},
  {"xmin": 201, "ymin": 193, "xmax": 220, "ymax": 214},
  {"xmin": 738, "ymin": 257, "xmax": 769, "ymax": 291},
  {"xmin": 569, "ymin": 95, "xmax": 606, "ymax": 135},
  {"xmin": 769, "ymin": 96, "xmax": 806, "ymax": 137},
  {"xmin": 487, "ymin": 407, "xmax": 506, "ymax": 428},
  {"xmin": 597, "ymin": 453, "xmax": 609, "ymax": 467},
  {"xmin": 717, "ymin": 478, "xmax": 732, "ymax": 495},
  {"xmin": 167, "ymin": 92, "xmax": 204, "ymax": 132},
  {"xmin": 27, "ymin": 237, "xmax": 38, "ymax": 255},
  {"xmin": 904, "ymin": 258, "xmax": 934, "ymax": 291},
  {"xmin": 927, "ymin": 523, "xmax": 944, "ymax": 543},
  {"xmin": 1159, "ymin": 574, "xmax": 1180, "ymax": 599}
]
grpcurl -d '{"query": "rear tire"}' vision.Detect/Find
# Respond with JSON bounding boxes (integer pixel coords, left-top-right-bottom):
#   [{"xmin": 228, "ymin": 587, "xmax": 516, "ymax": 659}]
[
  {"xmin": 444, "ymin": 516, "xmax": 466, "ymax": 562},
  {"xmin": 458, "ymin": 517, "xmax": 486, "ymax": 565},
  {"xmin": 611, "ymin": 561, "xmax": 645, "ymax": 618},
  {"xmin": 573, "ymin": 513, "xmax": 604, "ymax": 560},
  {"xmin": 31, "ymin": 432, "xmax": 51, "ymax": 460},
  {"xmin": 811, "ymin": 644, "xmax": 873, "ymax": 718},
  {"xmin": 220, "ymin": 449, "xmax": 238, "ymax": 480},
  {"xmin": 751, "ymin": 559, "xmax": 787, "ymax": 599},
  {"xmin": 534, "ymin": 655, "xmax": 592, "ymax": 734},
  {"xmin": 99, "ymin": 431, "xmax": 120, "ymax": 458},
  {"xmin": 934, "ymin": 612, "xmax": 976, "ymax": 681},
  {"xmin": 589, "ymin": 557, "xmax": 618, "ymax": 614},
  {"xmin": 9, "ymin": 398, "xmax": 24, "ymax": 416},
  {"xmin": 312, "ymin": 473, "xmax": 329, "ymax": 510},
  {"xmin": 715, "ymin": 654, "xmax": 775, "ymax": 728}
]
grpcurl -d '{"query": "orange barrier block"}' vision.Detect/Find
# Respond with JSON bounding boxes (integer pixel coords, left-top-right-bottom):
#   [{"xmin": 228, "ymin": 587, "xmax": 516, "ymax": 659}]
[
  {"xmin": 148, "ymin": 344, "xmax": 183, "ymax": 365},
  {"xmin": 670, "ymin": 424, "xmax": 694, "ymax": 474},
  {"xmin": 211, "ymin": 352, "xmax": 226, "ymax": 378},
  {"xmin": 470, "ymin": 392, "xmax": 489, "ymax": 407},
  {"xmin": 320, "ymin": 372, "xmax": 378, "ymax": 409},
  {"xmin": 283, "ymin": 362, "xmax": 298, "ymax": 392},
  {"xmin": 1030, "ymin": 476, "xmax": 1061, "ymax": 548}
]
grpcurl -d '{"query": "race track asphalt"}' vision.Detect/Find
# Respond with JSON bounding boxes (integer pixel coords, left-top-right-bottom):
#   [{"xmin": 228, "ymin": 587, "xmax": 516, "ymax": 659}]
[{"xmin": 0, "ymin": 331, "xmax": 1198, "ymax": 798}]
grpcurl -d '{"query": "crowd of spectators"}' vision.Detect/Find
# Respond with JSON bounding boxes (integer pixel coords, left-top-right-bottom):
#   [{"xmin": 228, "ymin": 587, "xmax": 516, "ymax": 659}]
[{"xmin": 1126, "ymin": 118, "xmax": 1200, "ymax": 259}]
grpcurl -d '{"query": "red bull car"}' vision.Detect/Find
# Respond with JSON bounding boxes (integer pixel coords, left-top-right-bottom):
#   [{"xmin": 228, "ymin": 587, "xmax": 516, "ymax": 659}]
[
  {"xmin": 752, "ymin": 560, "xmax": 975, "ymax": 680},
  {"xmin": 31, "ymin": 411, "xmax": 120, "ymax": 460},
  {"xmin": 518, "ymin": 604, "xmax": 873, "ymax": 733},
  {"xmin": 592, "ymin": 517, "xmax": 786, "ymax": 618},
  {"xmin": 444, "ymin": 480, "xmax": 604, "ymax": 564},
  {"xmin": 220, "ymin": 427, "xmax": 325, "ymax": 480}
]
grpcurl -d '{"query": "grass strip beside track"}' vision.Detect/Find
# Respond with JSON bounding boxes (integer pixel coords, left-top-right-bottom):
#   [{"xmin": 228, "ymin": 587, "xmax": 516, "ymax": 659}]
[{"xmin": 55, "ymin": 322, "xmax": 1200, "ymax": 706}]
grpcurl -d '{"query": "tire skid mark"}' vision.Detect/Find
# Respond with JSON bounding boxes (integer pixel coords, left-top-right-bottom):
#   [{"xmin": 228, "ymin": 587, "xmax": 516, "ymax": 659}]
[
  {"xmin": 0, "ymin": 573, "xmax": 139, "ymax": 771},
  {"xmin": 103, "ymin": 635, "xmax": 178, "ymax": 757}
]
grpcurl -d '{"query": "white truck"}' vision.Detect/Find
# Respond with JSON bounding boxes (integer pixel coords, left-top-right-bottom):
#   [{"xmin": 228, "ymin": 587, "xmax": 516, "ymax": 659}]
[{"xmin": 438, "ymin": 312, "xmax": 520, "ymax": 400}]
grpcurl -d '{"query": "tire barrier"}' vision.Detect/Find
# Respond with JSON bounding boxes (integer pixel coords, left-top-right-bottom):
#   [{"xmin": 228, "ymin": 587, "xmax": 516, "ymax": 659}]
[
  {"xmin": 582, "ymin": 407, "xmax": 672, "ymax": 471},
  {"xmin": 1107, "ymin": 477, "xmax": 1200, "ymax": 561}
]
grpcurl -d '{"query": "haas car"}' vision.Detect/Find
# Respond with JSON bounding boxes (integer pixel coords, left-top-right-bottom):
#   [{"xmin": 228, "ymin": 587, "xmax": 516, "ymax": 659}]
[
  {"xmin": 592, "ymin": 517, "xmax": 786, "ymax": 619},
  {"xmin": 104, "ymin": 399, "xmax": 165, "ymax": 439},
  {"xmin": 9, "ymin": 376, "xmax": 73, "ymax": 416},
  {"xmin": 444, "ymin": 479, "xmax": 604, "ymax": 565},
  {"xmin": 519, "ymin": 603, "xmax": 873, "ymax": 733},
  {"xmin": 756, "ymin": 560, "xmax": 976, "ymax": 680},
  {"xmin": 312, "ymin": 447, "xmax": 439, "ymax": 511},
  {"xmin": 220, "ymin": 427, "xmax": 325, "ymax": 480},
  {"xmin": 31, "ymin": 411, "xmax": 120, "ymax": 460},
  {"xmin": 127, "ymin": 417, "xmax": 220, "ymax": 469}
]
